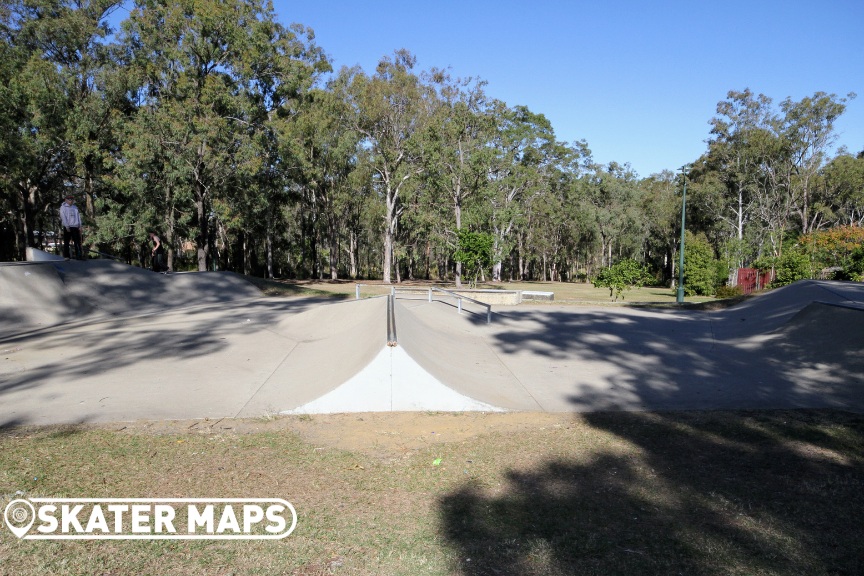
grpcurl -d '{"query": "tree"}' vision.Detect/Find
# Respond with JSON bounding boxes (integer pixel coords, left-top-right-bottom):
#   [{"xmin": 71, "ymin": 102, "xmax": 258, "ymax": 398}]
[
  {"xmin": 422, "ymin": 71, "xmax": 496, "ymax": 286},
  {"xmin": 454, "ymin": 229, "xmax": 493, "ymax": 288},
  {"xmin": 704, "ymin": 89, "xmax": 775, "ymax": 259},
  {"xmin": 821, "ymin": 152, "xmax": 864, "ymax": 226},
  {"xmin": 683, "ymin": 231, "xmax": 718, "ymax": 296},
  {"xmin": 349, "ymin": 50, "xmax": 430, "ymax": 283},
  {"xmin": 780, "ymin": 91, "xmax": 855, "ymax": 233},
  {"xmin": 592, "ymin": 258, "xmax": 652, "ymax": 301},
  {"xmin": 582, "ymin": 161, "xmax": 641, "ymax": 269},
  {"xmin": 118, "ymin": 0, "xmax": 326, "ymax": 272},
  {"xmin": 486, "ymin": 103, "xmax": 558, "ymax": 281},
  {"xmin": 1, "ymin": 0, "xmax": 121, "ymax": 258}
]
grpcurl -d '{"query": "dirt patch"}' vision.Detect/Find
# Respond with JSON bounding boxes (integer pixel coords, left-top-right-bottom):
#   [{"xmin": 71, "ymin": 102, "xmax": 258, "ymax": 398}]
[{"xmin": 87, "ymin": 412, "xmax": 574, "ymax": 458}]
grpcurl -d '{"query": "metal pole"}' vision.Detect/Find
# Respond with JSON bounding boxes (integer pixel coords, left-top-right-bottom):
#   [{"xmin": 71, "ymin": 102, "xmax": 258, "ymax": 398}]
[
  {"xmin": 458, "ymin": 298, "xmax": 462, "ymax": 314},
  {"xmin": 356, "ymin": 284, "xmax": 360, "ymax": 300},
  {"xmin": 676, "ymin": 165, "xmax": 689, "ymax": 304},
  {"xmin": 428, "ymin": 288, "xmax": 432, "ymax": 302}
]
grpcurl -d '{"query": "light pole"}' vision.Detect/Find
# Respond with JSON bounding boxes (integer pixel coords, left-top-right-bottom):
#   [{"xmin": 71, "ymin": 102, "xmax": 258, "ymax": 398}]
[{"xmin": 676, "ymin": 164, "xmax": 690, "ymax": 303}]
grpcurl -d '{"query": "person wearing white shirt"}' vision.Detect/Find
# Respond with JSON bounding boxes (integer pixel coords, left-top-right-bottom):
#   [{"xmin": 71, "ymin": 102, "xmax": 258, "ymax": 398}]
[{"xmin": 59, "ymin": 195, "xmax": 83, "ymax": 259}]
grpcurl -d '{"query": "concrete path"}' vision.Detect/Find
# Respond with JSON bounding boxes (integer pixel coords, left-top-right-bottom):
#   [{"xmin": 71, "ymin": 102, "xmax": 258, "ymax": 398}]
[{"xmin": 1, "ymin": 259, "xmax": 862, "ymax": 426}]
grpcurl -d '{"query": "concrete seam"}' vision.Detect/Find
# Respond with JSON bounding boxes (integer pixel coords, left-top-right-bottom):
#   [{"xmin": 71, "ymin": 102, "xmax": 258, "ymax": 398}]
[
  {"xmin": 233, "ymin": 340, "xmax": 300, "ymax": 418},
  {"xmin": 483, "ymin": 339, "xmax": 545, "ymax": 411}
]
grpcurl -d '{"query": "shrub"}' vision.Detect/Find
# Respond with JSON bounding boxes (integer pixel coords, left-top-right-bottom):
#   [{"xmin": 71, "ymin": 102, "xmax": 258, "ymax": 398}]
[
  {"xmin": 834, "ymin": 246, "xmax": 864, "ymax": 281},
  {"xmin": 592, "ymin": 258, "xmax": 652, "ymax": 301},
  {"xmin": 715, "ymin": 284, "xmax": 744, "ymax": 299},
  {"xmin": 455, "ymin": 229, "xmax": 494, "ymax": 287},
  {"xmin": 772, "ymin": 247, "xmax": 812, "ymax": 286},
  {"xmin": 683, "ymin": 231, "xmax": 718, "ymax": 296}
]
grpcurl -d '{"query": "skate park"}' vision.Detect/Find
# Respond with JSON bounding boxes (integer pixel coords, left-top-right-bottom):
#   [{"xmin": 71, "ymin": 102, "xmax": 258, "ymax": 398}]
[{"xmin": 1, "ymin": 256, "xmax": 863, "ymax": 427}]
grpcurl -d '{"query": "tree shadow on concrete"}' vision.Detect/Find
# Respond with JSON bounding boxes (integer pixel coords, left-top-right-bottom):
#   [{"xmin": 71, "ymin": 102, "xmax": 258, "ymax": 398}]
[{"xmin": 439, "ymin": 410, "xmax": 864, "ymax": 575}]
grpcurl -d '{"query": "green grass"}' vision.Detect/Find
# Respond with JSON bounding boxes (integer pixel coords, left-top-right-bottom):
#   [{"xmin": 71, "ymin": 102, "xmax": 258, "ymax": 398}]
[
  {"xmin": 2, "ymin": 410, "xmax": 862, "ymax": 575},
  {"xmin": 250, "ymin": 277, "xmax": 721, "ymax": 307}
]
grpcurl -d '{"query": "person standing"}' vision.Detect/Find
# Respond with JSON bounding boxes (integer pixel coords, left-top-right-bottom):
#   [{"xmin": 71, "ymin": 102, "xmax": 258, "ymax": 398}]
[
  {"xmin": 149, "ymin": 232, "xmax": 167, "ymax": 272},
  {"xmin": 59, "ymin": 195, "xmax": 83, "ymax": 259}
]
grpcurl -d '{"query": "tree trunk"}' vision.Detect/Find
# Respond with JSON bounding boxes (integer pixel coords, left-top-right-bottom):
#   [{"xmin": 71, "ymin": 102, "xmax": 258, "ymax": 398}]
[
  {"xmin": 454, "ymin": 197, "xmax": 462, "ymax": 288},
  {"xmin": 383, "ymin": 188, "xmax": 396, "ymax": 284}
]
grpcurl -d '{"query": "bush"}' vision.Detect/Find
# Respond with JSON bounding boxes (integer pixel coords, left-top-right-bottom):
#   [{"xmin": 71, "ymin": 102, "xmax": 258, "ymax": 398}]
[
  {"xmin": 772, "ymin": 247, "xmax": 812, "ymax": 286},
  {"xmin": 454, "ymin": 229, "xmax": 494, "ymax": 287},
  {"xmin": 715, "ymin": 284, "xmax": 744, "ymax": 299},
  {"xmin": 592, "ymin": 259, "xmax": 652, "ymax": 301},
  {"xmin": 683, "ymin": 231, "xmax": 718, "ymax": 296},
  {"xmin": 834, "ymin": 246, "xmax": 864, "ymax": 281}
]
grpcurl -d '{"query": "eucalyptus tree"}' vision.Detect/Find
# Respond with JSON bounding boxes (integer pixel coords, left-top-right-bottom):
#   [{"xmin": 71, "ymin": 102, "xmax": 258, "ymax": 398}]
[
  {"xmin": 1, "ymin": 0, "xmax": 120, "ymax": 257},
  {"xmin": 704, "ymin": 89, "xmax": 776, "ymax": 255},
  {"xmin": 778, "ymin": 91, "xmax": 854, "ymax": 233},
  {"xmin": 280, "ymin": 70, "xmax": 361, "ymax": 280},
  {"xmin": 821, "ymin": 152, "xmax": 864, "ymax": 226},
  {"xmin": 485, "ymin": 103, "xmax": 558, "ymax": 281},
  {"xmin": 422, "ymin": 71, "xmax": 496, "ymax": 285},
  {"xmin": 517, "ymin": 139, "xmax": 590, "ymax": 281},
  {"xmin": 232, "ymin": 17, "xmax": 330, "ymax": 277},
  {"xmin": 348, "ymin": 49, "xmax": 431, "ymax": 283},
  {"xmin": 638, "ymin": 170, "xmax": 683, "ymax": 282},
  {"xmin": 581, "ymin": 161, "xmax": 641, "ymax": 269},
  {"xmin": 119, "ymin": 0, "xmax": 326, "ymax": 272}
]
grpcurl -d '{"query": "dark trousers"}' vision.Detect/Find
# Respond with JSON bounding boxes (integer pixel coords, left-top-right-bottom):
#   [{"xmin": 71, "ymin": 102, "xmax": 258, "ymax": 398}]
[
  {"xmin": 152, "ymin": 248, "xmax": 167, "ymax": 272},
  {"xmin": 63, "ymin": 227, "xmax": 82, "ymax": 259}
]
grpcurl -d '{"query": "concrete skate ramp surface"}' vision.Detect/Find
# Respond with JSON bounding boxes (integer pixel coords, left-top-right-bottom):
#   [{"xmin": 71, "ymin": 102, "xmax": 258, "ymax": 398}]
[
  {"xmin": 0, "ymin": 263, "xmax": 96, "ymax": 335},
  {"xmin": 395, "ymin": 299, "xmax": 543, "ymax": 411},
  {"xmin": 235, "ymin": 297, "xmax": 387, "ymax": 416},
  {"xmin": 709, "ymin": 280, "xmax": 864, "ymax": 341},
  {"xmin": 2, "ymin": 268, "xmax": 863, "ymax": 426},
  {"xmin": 0, "ymin": 259, "xmax": 262, "ymax": 339},
  {"xmin": 393, "ymin": 281, "xmax": 864, "ymax": 413}
]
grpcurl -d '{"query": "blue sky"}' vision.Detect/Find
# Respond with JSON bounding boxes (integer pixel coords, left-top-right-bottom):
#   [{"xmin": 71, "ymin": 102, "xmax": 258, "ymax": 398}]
[{"xmin": 273, "ymin": 0, "xmax": 864, "ymax": 178}]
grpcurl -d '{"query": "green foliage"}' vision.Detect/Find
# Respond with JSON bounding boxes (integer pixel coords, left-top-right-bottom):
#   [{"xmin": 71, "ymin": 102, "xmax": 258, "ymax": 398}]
[
  {"xmin": 834, "ymin": 246, "xmax": 864, "ymax": 281},
  {"xmin": 454, "ymin": 229, "xmax": 494, "ymax": 287},
  {"xmin": 592, "ymin": 258, "xmax": 652, "ymax": 301},
  {"xmin": 771, "ymin": 247, "xmax": 812, "ymax": 286},
  {"xmin": 799, "ymin": 225, "xmax": 864, "ymax": 271},
  {"xmin": 683, "ymin": 231, "xmax": 718, "ymax": 296},
  {"xmin": 715, "ymin": 284, "xmax": 743, "ymax": 299}
]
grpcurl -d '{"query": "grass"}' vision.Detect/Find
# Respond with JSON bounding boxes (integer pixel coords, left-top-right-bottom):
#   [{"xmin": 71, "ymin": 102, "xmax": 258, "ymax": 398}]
[
  {"xmin": 245, "ymin": 276, "xmax": 721, "ymax": 307},
  {"xmin": 2, "ymin": 410, "xmax": 862, "ymax": 575}
]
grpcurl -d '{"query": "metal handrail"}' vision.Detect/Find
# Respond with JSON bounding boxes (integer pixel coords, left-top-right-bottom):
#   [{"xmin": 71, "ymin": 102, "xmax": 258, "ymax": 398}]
[
  {"xmin": 354, "ymin": 283, "xmax": 493, "ymax": 323},
  {"xmin": 386, "ymin": 294, "xmax": 397, "ymax": 346},
  {"xmin": 397, "ymin": 286, "xmax": 492, "ymax": 324}
]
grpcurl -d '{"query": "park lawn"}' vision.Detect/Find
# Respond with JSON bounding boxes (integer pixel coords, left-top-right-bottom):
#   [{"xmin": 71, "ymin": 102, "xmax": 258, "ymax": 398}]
[
  {"xmin": 249, "ymin": 277, "xmax": 719, "ymax": 306},
  {"xmin": 1, "ymin": 409, "xmax": 862, "ymax": 575}
]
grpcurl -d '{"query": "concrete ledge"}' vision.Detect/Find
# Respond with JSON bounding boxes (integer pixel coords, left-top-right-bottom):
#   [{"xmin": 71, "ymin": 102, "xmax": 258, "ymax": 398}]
[
  {"xmin": 521, "ymin": 291, "xmax": 555, "ymax": 301},
  {"xmin": 26, "ymin": 247, "xmax": 65, "ymax": 262},
  {"xmin": 448, "ymin": 289, "xmax": 521, "ymax": 305}
]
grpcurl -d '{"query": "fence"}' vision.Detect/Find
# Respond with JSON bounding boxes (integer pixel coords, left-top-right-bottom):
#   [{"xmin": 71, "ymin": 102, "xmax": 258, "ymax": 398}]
[{"xmin": 732, "ymin": 268, "xmax": 774, "ymax": 294}]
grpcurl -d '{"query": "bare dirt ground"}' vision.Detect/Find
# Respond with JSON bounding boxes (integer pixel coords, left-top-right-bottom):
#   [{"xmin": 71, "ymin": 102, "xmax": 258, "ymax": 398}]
[{"xmin": 92, "ymin": 412, "xmax": 574, "ymax": 459}]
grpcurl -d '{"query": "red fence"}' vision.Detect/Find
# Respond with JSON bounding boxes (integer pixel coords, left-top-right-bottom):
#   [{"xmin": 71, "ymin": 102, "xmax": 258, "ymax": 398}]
[{"xmin": 734, "ymin": 268, "xmax": 774, "ymax": 294}]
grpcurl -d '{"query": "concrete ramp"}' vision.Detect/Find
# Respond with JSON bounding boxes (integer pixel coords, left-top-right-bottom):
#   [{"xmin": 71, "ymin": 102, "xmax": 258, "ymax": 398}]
[
  {"xmin": 237, "ymin": 297, "xmax": 386, "ymax": 415},
  {"xmin": 710, "ymin": 280, "xmax": 864, "ymax": 340},
  {"xmin": 767, "ymin": 301, "xmax": 864, "ymax": 375},
  {"xmin": 0, "ymin": 263, "xmax": 96, "ymax": 336},
  {"xmin": 3, "ymin": 269, "xmax": 864, "ymax": 425},
  {"xmin": 395, "ymin": 299, "xmax": 542, "ymax": 411},
  {"xmin": 272, "ymin": 297, "xmax": 504, "ymax": 414}
]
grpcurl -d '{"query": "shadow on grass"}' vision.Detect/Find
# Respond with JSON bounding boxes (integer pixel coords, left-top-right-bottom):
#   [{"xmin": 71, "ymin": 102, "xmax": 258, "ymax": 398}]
[{"xmin": 439, "ymin": 410, "xmax": 864, "ymax": 575}]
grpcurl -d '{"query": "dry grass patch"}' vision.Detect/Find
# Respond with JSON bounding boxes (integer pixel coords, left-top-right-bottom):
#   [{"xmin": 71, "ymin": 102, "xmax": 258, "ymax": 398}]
[{"xmin": 1, "ymin": 410, "xmax": 862, "ymax": 575}]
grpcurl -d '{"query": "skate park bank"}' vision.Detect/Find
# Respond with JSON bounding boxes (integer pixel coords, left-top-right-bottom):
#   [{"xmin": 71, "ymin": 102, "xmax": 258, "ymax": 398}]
[{"xmin": 1, "ymin": 258, "xmax": 863, "ymax": 427}]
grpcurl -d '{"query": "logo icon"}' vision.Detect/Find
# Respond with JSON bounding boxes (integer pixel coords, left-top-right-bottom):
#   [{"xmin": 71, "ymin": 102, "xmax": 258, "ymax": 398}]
[{"xmin": 4, "ymin": 499, "xmax": 36, "ymax": 538}]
